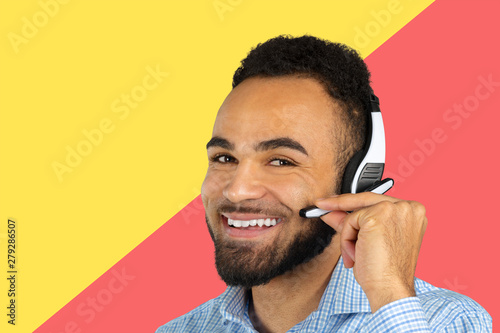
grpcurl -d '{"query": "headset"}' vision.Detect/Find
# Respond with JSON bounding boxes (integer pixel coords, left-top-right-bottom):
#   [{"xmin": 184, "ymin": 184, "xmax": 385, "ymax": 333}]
[
  {"xmin": 341, "ymin": 93, "xmax": 390, "ymax": 194},
  {"xmin": 299, "ymin": 92, "xmax": 393, "ymax": 218}
]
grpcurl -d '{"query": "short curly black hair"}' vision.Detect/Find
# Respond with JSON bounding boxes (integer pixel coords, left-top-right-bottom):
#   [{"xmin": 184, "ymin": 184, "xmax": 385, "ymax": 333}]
[{"xmin": 232, "ymin": 35, "xmax": 372, "ymax": 192}]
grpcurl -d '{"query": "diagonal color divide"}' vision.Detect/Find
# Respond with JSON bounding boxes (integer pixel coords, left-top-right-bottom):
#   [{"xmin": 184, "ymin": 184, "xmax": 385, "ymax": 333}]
[
  {"xmin": 35, "ymin": 1, "xmax": 500, "ymax": 332},
  {"xmin": 1, "ymin": 2, "xmax": 436, "ymax": 332}
]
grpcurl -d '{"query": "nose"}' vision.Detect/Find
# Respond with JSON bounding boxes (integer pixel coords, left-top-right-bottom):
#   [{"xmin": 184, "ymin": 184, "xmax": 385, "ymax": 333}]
[{"xmin": 223, "ymin": 161, "xmax": 266, "ymax": 203}]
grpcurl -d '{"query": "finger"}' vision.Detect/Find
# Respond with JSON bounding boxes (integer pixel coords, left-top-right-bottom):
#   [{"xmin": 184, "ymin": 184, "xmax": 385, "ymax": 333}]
[
  {"xmin": 315, "ymin": 192, "xmax": 399, "ymax": 212},
  {"xmin": 342, "ymin": 248, "xmax": 354, "ymax": 268},
  {"xmin": 340, "ymin": 215, "xmax": 359, "ymax": 268},
  {"xmin": 319, "ymin": 210, "xmax": 348, "ymax": 231}
]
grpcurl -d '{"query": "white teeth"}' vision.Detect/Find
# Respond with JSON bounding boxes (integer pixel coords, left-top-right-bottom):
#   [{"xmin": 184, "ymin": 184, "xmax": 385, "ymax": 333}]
[{"xmin": 228, "ymin": 217, "xmax": 283, "ymax": 228}]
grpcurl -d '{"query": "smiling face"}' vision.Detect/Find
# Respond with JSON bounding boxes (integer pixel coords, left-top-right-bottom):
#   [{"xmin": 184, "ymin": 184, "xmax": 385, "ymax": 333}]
[{"xmin": 202, "ymin": 76, "xmax": 344, "ymax": 288}]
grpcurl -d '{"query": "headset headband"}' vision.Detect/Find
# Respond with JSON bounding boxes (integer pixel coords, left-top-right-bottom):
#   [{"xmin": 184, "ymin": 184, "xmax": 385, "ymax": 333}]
[{"xmin": 340, "ymin": 93, "xmax": 386, "ymax": 194}]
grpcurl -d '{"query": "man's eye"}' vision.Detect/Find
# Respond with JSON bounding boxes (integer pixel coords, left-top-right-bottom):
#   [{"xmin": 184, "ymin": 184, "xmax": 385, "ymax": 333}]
[
  {"xmin": 212, "ymin": 155, "xmax": 236, "ymax": 163},
  {"xmin": 269, "ymin": 158, "xmax": 295, "ymax": 167}
]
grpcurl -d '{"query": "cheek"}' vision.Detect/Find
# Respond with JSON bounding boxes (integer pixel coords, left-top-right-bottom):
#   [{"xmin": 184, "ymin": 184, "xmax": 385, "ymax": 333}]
[
  {"xmin": 201, "ymin": 172, "xmax": 224, "ymax": 230},
  {"xmin": 264, "ymin": 174, "xmax": 315, "ymax": 210},
  {"xmin": 266, "ymin": 168, "xmax": 338, "ymax": 209},
  {"xmin": 201, "ymin": 169, "xmax": 229, "ymax": 204}
]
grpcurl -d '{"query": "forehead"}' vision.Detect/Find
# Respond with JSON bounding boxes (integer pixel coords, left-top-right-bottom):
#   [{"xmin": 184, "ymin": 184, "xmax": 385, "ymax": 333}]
[{"xmin": 213, "ymin": 76, "xmax": 340, "ymax": 151}]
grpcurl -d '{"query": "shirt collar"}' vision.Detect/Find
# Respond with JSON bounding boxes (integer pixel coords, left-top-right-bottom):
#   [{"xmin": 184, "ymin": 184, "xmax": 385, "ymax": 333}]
[
  {"xmin": 218, "ymin": 256, "xmax": 372, "ymax": 326},
  {"xmin": 218, "ymin": 283, "xmax": 252, "ymax": 327}
]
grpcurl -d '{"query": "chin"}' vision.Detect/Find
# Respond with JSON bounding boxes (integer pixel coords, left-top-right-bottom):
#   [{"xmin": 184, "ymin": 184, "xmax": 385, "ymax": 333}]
[{"xmin": 210, "ymin": 217, "xmax": 336, "ymax": 288}]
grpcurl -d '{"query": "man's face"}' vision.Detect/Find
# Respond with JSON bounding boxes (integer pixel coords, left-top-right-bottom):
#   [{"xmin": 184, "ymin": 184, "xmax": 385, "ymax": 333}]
[{"xmin": 202, "ymin": 76, "xmax": 342, "ymax": 288}]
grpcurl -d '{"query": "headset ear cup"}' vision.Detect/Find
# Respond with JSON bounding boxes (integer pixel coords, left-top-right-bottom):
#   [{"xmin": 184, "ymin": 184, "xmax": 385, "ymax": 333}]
[{"xmin": 341, "ymin": 150, "xmax": 365, "ymax": 194}]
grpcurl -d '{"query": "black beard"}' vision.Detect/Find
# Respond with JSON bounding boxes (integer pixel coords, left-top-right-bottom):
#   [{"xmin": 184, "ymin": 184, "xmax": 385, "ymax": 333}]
[{"xmin": 205, "ymin": 215, "xmax": 336, "ymax": 289}]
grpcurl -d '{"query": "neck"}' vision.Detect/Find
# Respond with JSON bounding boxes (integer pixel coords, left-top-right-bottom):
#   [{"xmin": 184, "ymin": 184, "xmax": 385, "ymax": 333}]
[{"xmin": 248, "ymin": 236, "xmax": 341, "ymax": 333}]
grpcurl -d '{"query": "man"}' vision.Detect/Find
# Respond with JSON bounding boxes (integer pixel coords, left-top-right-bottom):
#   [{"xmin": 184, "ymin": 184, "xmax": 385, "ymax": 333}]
[{"xmin": 156, "ymin": 35, "xmax": 492, "ymax": 332}]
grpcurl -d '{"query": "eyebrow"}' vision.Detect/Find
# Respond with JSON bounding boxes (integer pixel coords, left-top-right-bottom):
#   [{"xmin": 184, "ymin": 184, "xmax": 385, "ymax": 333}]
[
  {"xmin": 255, "ymin": 137, "xmax": 308, "ymax": 156},
  {"xmin": 206, "ymin": 136, "xmax": 308, "ymax": 156},
  {"xmin": 206, "ymin": 137, "xmax": 234, "ymax": 150}
]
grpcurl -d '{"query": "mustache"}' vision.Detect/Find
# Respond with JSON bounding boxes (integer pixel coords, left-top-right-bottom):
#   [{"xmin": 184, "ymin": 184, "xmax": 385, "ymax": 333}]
[{"xmin": 216, "ymin": 200, "xmax": 294, "ymax": 217}]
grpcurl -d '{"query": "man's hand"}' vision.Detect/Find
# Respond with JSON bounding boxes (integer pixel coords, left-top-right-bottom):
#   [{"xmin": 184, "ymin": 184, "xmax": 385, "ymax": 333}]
[{"xmin": 316, "ymin": 193, "xmax": 428, "ymax": 313}]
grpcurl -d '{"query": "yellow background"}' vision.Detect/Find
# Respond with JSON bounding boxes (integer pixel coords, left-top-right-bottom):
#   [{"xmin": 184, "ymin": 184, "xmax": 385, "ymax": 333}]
[{"xmin": 0, "ymin": 1, "xmax": 433, "ymax": 331}]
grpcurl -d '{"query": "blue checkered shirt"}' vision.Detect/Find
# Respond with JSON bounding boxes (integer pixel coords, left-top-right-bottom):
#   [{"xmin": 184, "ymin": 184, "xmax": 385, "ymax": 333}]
[{"xmin": 156, "ymin": 257, "xmax": 492, "ymax": 332}]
